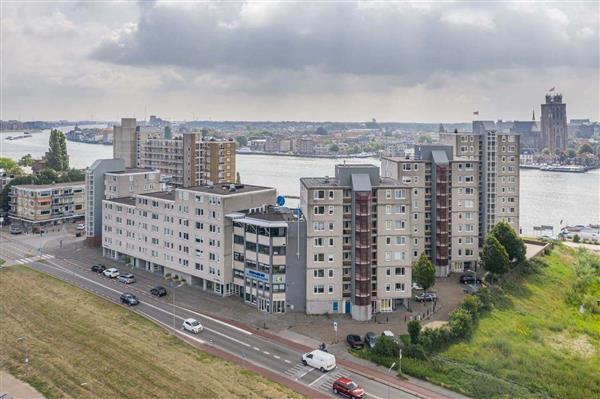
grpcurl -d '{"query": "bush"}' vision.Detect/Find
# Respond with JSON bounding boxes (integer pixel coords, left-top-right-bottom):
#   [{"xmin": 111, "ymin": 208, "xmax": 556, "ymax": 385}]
[
  {"xmin": 449, "ymin": 308, "xmax": 474, "ymax": 339},
  {"xmin": 408, "ymin": 320, "xmax": 421, "ymax": 344},
  {"xmin": 573, "ymin": 234, "xmax": 581, "ymax": 243},
  {"xmin": 461, "ymin": 295, "xmax": 483, "ymax": 321},
  {"xmin": 473, "ymin": 287, "xmax": 494, "ymax": 312},
  {"xmin": 404, "ymin": 343, "xmax": 427, "ymax": 360},
  {"xmin": 372, "ymin": 336, "xmax": 400, "ymax": 359},
  {"xmin": 419, "ymin": 326, "xmax": 452, "ymax": 353}
]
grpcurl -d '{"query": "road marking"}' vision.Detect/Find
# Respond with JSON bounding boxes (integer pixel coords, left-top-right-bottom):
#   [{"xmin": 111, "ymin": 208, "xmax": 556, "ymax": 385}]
[
  {"xmin": 263, "ymin": 351, "xmax": 270, "ymax": 355},
  {"xmin": 296, "ymin": 366, "xmax": 315, "ymax": 380},
  {"xmin": 284, "ymin": 359, "xmax": 292, "ymax": 364},
  {"xmin": 273, "ymin": 355, "xmax": 280, "ymax": 359},
  {"xmin": 253, "ymin": 347, "xmax": 260, "ymax": 351},
  {"xmin": 308, "ymin": 371, "xmax": 329, "ymax": 387},
  {"xmin": 171, "ymin": 303, "xmax": 253, "ymax": 336},
  {"xmin": 36, "ymin": 258, "xmax": 253, "ymax": 348}
]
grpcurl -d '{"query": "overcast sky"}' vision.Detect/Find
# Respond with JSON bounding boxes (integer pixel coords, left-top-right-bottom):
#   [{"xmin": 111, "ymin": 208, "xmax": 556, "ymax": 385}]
[{"xmin": 1, "ymin": 1, "xmax": 598, "ymax": 122}]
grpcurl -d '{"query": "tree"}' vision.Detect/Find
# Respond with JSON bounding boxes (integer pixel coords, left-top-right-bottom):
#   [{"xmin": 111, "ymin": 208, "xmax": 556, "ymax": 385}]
[
  {"xmin": 60, "ymin": 168, "xmax": 85, "ymax": 183},
  {"xmin": 0, "ymin": 157, "xmax": 23, "ymax": 175},
  {"xmin": 47, "ymin": 129, "xmax": 69, "ymax": 171},
  {"xmin": 372, "ymin": 335, "xmax": 399, "ymax": 358},
  {"xmin": 236, "ymin": 172, "xmax": 241, "ymax": 184},
  {"xmin": 18, "ymin": 154, "xmax": 35, "ymax": 167},
  {"xmin": 408, "ymin": 320, "xmax": 421, "ymax": 344},
  {"xmin": 329, "ymin": 144, "xmax": 339, "ymax": 152},
  {"xmin": 567, "ymin": 149, "xmax": 576, "ymax": 158},
  {"xmin": 413, "ymin": 253, "xmax": 436, "ymax": 292},
  {"xmin": 490, "ymin": 221, "xmax": 526, "ymax": 263},
  {"xmin": 235, "ymin": 136, "xmax": 248, "ymax": 147},
  {"xmin": 481, "ymin": 235, "xmax": 510, "ymax": 281},
  {"xmin": 573, "ymin": 234, "xmax": 581, "ymax": 243},
  {"xmin": 449, "ymin": 308, "xmax": 474, "ymax": 339},
  {"xmin": 578, "ymin": 143, "xmax": 594, "ymax": 154},
  {"xmin": 418, "ymin": 134, "xmax": 433, "ymax": 144},
  {"xmin": 315, "ymin": 126, "xmax": 327, "ymax": 135},
  {"xmin": 542, "ymin": 148, "xmax": 551, "ymax": 155}
]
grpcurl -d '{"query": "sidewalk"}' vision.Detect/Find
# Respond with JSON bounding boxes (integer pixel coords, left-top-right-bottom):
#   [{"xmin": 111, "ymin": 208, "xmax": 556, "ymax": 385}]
[
  {"xmin": 49, "ymin": 241, "xmax": 469, "ymax": 399},
  {"xmin": 0, "ymin": 371, "xmax": 45, "ymax": 399}
]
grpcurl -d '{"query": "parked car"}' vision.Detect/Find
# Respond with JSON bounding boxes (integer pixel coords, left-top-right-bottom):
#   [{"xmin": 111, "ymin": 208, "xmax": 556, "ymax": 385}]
[
  {"xmin": 9, "ymin": 225, "xmax": 23, "ymax": 235},
  {"xmin": 182, "ymin": 318, "xmax": 203, "ymax": 334},
  {"xmin": 415, "ymin": 292, "xmax": 438, "ymax": 302},
  {"xmin": 459, "ymin": 273, "xmax": 482, "ymax": 285},
  {"xmin": 364, "ymin": 331, "xmax": 377, "ymax": 349},
  {"xmin": 91, "ymin": 264, "xmax": 106, "ymax": 273},
  {"xmin": 302, "ymin": 349, "xmax": 336, "ymax": 372},
  {"xmin": 463, "ymin": 284, "xmax": 481, "ymax": 294},
  {"xmin": 76, "ymin": 223, "xmax": 85, "ymax": 231},
  {"xmin": 117, "ymin": 273, "xmax": 135, "ymax": 284},
  {"xmin": 412, "ymin": 282, "xmax": 423, "ymax": 290},
  {"xmin": 332, "ymin": 377, "xmax": 365, "ymax": 399},
  {"xmin": 103, "ymin": 268, "xmax": 120, "ymax": 278},
  {"xmin": 120, "ymin": 293, "xmax": 139, "ymax": 306},
  {"xmin": 382, "ymin": 330, "xmax": 395, "ymax": 338},
  {"xmin": 346, "ymin": 334, "xmax": 364, "ymax": 349},
  {"xmin": 150, "ymin": 286, "xmax": 167, "ymax": 297}
]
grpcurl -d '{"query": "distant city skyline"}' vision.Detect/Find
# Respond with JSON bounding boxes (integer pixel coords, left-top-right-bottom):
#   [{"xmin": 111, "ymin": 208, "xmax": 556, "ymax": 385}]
[{"xmin": 1, "ymin": 2, "xmax": 598, "ymax": 122}]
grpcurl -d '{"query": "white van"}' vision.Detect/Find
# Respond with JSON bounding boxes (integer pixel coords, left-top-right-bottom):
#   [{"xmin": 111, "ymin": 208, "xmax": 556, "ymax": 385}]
[{"xmin": 301, "ymin": 349, "xmax": 336, "ymax": 372}]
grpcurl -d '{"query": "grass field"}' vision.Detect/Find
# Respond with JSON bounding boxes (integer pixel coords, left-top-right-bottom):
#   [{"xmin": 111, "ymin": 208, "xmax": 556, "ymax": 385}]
[
  {"xmin": 0, "ymin": 266, "xmax": 305, "ymax": 399},
  {"xmin": 402, "ymin": 246, "xmax": 600, "ymax": 399}
]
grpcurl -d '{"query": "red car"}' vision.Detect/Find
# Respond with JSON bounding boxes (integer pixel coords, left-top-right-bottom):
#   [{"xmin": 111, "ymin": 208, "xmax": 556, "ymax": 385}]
[{"xmin": 332, "ymin": 377, "xmax": 365, "ymax": 398}]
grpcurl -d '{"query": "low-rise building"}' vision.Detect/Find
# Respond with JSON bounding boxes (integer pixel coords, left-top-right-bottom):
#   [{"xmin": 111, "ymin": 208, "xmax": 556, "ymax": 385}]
[{"xmin": 9, "ymin": 181, "xmax": 85, "ymax": 229}]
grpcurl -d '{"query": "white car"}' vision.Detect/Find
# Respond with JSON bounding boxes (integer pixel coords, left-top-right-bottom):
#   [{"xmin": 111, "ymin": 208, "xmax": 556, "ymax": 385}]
[
  {"xmin": 302, "ymin": 349, "xmax": 336, "ymax": 372},
  {"xmin": 103, "ymin": 268, "xmax": 120, "ymax": 278},
  {"xmin": 76, "ymin": 223, "xmax": 85, "ymax": 230},
  {"xmin": 182, "ymin": 318, "xmax": 203, "ymax": 334},
  {"xmin": 382, "ymin": 330, "xmax": 395, "ymax": 338}
]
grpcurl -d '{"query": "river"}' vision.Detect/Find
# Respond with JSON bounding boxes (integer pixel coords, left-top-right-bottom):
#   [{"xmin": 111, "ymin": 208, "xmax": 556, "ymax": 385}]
[{"xmin": 1, "ymin": 126, "xmax": 598, "ymax": 235}]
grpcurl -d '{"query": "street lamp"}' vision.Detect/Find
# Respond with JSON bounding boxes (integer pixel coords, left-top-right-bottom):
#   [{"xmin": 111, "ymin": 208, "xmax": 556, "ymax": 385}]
[{"xmin": 387, "ymin": 362, "xmax": 396, "ymax": 399}]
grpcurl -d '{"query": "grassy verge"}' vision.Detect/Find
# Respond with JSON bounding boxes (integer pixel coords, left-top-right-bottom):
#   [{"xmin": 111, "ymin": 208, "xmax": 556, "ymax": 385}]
[
  {"xmin": 0, "ymin": 265, "xmax": 305, "ymax": 399},
  {"xmin": 401, "ymin": 246, "xmax": 599, "ymax": 399}
]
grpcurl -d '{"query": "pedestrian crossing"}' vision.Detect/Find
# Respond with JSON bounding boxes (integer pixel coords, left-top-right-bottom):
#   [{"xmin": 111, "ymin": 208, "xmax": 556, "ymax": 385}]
[
  {"xmin": 283, "ymin": 362, "xmax": 314, "ymax": 380},
  {"xmin": 310, "ymin": 370, "xmax": 345, "ymax": 394},
  {"xmin": 14, "ymin": 254, "xmax": 54, "ymax": 264}
]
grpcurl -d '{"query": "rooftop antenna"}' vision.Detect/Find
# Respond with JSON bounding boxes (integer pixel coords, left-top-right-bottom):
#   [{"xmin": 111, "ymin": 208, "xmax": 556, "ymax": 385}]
[
  {"xmin": 532, "ymin": 108, "xmax": 535, "ymax": 121},
  {"xmin": 144, "ymin": 105, "xmax": 147, "ymax": 123}
]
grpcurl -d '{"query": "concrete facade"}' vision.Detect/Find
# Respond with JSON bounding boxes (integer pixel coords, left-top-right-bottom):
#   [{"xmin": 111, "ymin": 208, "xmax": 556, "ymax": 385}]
[
  {"xmin": 113, "ymin": 118, "xmax": 137, "ymax": 168},
  {"xmin": 300, "ymin": 165, "xmax": 412, "ymax": 321},
  {"xmin": 102, "ymin": 184, "xmax": 276, "ymax": 297},
  {"xmin": 541, "ymin": 93, "xmax": 568, "ymax": 152}
]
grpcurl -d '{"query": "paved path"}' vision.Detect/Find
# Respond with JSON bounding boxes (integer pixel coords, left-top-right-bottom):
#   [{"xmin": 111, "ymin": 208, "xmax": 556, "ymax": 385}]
[{"xmin": 0, "ymin": 371, "xmax": 45, "ymax": 399}]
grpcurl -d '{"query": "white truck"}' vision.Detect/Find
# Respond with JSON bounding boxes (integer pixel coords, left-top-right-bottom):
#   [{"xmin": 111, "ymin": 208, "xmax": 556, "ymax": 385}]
[{"xmin": 301, "ymin": 349, "xmax": 336, "ymax": 372}]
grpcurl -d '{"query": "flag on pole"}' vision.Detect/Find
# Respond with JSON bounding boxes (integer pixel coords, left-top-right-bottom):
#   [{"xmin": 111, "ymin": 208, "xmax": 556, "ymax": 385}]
[
  {"xmin": 473, "ymin": 111, "xmax": 479, "ymax": 116},
  {"xmin": 549, "ymin": 87, "xmax": 555, "ymax": 92}
]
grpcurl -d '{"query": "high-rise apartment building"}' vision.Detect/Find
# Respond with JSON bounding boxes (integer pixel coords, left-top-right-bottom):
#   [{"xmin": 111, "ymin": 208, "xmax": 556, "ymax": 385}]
[
  {"xmin": 102, "ymin": 184, "xmax": 276, "ymax": 296},
  {"xmin": 300, "ymin": 165, "xmax": 412, "ymax": 321},
  {"xmin": 541, "ymin": 93, "xmax": 567, "ymax": 152},
  {"xmin": 136, "ymin": 134, "xmax": 236, "ymax": 187},
  {"xmin": 382, "ymin": 121, "xmax": 520, "ymax": 275}
]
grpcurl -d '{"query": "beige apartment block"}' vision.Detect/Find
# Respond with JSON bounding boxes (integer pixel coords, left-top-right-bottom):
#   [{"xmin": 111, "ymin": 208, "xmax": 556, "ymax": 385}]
[
  {"xmin": 102, "ymin": 184, "xmax": 275, "ymax": 296},
  {"xmin": 9, "ymin": 181, "xmax": 85, "ymax": 229},
  {"xmin": 300, "ymin": 165, "xmax": 412, "ymax": 321},
  {"xmin": 104, "ymin": 168, "xmax": 161, "ymax": 199}
]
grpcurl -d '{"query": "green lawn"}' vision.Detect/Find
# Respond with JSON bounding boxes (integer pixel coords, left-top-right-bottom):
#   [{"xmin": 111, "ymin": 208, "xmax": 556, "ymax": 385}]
[{"xmin": 402, "ymin": 246, "xmax": 600, "ymax": 399}]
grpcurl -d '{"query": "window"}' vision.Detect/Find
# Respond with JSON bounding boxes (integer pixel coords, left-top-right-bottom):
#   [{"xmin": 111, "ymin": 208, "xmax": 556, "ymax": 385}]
[
  {"xmin": 395, "ymin": 267, "xmax": 405, "ymax": 276},
  {"xmin": 314, "ymin": 206, "xmax": 325, "ymax": 215},
  {"xmin": 327, "ymin": 254, "xmax": 334, "ymax": 262},
  {"xmin": 328, "ymin": 222, "xmax": 334, "ymax": 231},
  {"xmin": 329, "ymin": 191, "xmax": 334, "ymax": 199},
  {"xmin": 314, "ymin": 253, "xmax": 325, "ymax": 262},
  {"xmin": 395, "ymin": 283, "xmax": 405, "ymax": 292},
  {"xmin": 314, "ymin": 237, "xmax": 323, "ymax": 247},
  {"xmin": 395, "ymin": 189, "xmax": 406, "ymax": 199},
  {"xmin": 396, "ymin": 236, "xmax": 406, "ymax": 245},
  {"xmin": 385, "ymin": 283, "xmax": 391, "ymax": 292},
  {"xmin": 328, "ymin": 285, "xmax": 334, "ymax": 294},
  {"xmin": 313, "ymin": 285, "xmax": 325, "ymax": 294},
  {"xmin": 328, "ymin": 206, "xmax": 334, "ymax": 215},
  {"xmin": 328, "ymin": 269, "xmax": 334, "ymax": 278},
  {"xmin": 314, "ymin": 190, "xmax": 325, "ymax": 200},
  {"xmin": 313, "ymin": 222, "xmax": 325, "ymax": 231},
  {"xmin": 386, "ymin": 189, "xmax": 392, "ymax": 199},
  {"xmin": 385, "ymin": 205, "xmax": 392, "ymax": 215},
  {"xmin": 402, "ymin": 163, "xmax": 412, "ymax": 171},
  {"xmin": 328, "ymin": 238, "xmax": 334, "ymax": 246},
  {"xmin": 313, "ymin": 269, "xmax": 325, "ymax": 278}
]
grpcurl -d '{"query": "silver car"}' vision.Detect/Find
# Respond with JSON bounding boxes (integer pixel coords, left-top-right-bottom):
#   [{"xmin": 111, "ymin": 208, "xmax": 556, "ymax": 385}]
[{"xmin": 117, "ymin": 273, "xmax": 135, "ymax": 284}]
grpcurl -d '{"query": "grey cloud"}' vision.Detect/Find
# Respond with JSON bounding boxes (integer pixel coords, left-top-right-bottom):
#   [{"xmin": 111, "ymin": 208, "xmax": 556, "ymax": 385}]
[{"xmin": 92, "ymin": 2, "xmax": 599, "ymax": 86}]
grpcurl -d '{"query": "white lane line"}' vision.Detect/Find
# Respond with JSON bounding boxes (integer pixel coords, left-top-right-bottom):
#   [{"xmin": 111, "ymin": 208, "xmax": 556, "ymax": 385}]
[
  {"xmin": 171, "ymin": 303, "xmax": 253, "ymax": 336},
  {"xmin": 36, "ymin": 259, "xmax": 252, "ymax": 348},
  {"xmin": 365, "ymin": 393, "xmax": 386, "ymax": 399},
  {"xmin": 295, "ymin": 367, "xmax": 315, "ymax": 380},
  {"xmin": 263, "ymin": 351, "xmax": 270, "ymax": 355},
  {"xmin": 308, "ymin": 371, "xmax": 329, "ymax": 387},
  {"xmin": 15, "ymin": 259, "xmax": 24, "ymax": 264},
  {"xmin": 284, "ymin": 359, "xmax": 292, "ymax": 364},
  {"xmin": 273, "ymin": 355, "xmax": 280, "ymax": 360},
  {"xmin": 253, "ymin": 347, "xmax": 260, "ymax": 351}
]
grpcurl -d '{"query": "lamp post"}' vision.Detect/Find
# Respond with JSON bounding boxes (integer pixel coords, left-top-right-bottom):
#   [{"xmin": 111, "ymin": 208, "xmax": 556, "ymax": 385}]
[{"xmin": 387, "ymin": 362, "xmax": 396, "ymax": 399}]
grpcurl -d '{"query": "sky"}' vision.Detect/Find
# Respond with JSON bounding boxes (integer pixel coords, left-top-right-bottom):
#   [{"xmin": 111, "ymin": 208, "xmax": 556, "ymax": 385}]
[{"xmin": 1, "ymin": 1, "xmax": 598, "ymax": 123}]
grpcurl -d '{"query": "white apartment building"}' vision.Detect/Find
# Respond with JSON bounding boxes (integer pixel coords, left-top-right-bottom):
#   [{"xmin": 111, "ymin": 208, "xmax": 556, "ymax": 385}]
[{"xmin": 102, "ymin": 184, "xmax": 276, "ymax": 296}]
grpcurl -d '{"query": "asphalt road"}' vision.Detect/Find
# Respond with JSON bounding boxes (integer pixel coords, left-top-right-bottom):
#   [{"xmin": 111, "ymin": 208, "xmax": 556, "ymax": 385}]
[{"xmin": 1, "ymin": 234, "xmax": 419, "ymax": 399}]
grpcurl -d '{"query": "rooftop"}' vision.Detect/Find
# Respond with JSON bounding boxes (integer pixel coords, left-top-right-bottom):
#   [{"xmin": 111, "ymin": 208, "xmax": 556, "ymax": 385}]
[
  {"xmin": 105, "ymin": 168, "xmax": 159, "ymax": 175},
  {"xmin": 106, "ymin": 196, "xmax": 137, "ymax": 206},
  {"xmin": 14, "ymin": 181, "xmax": 85, "ymax": 190},
  {"xmin": 180, "ymin": 184, "xmax": 275, "ymax": 195},
  {"xmin": 300, "ymin": 176, "xmax": 401, "ymax": 188},
  {"xmin": 139, "ymin": 191, "xmax": 176, "ymax": 201}
]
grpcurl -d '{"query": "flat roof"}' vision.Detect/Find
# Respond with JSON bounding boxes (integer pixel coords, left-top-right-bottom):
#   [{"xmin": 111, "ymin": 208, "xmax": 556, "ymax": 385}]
[
  {"xmin": 14, "ymin": 181, "xmax": 85, "ymax": 190},
  {"xmin": 180, "ymin": 184, "xmax": 275, "ymax": 195},
  {"xmin": 105, "ymin": 197, "xmax": 137, "ymax": 206},
  {"xmin": 139, "ymin": 191, "xmax": 176, "ymax": 201},
  {"xmin": 300, "ymin": 176, "xmax": 401, "ymax": 189},
  {"xmin": 105, "ymin": 168, "xmax": 158, "ymax": 175}
]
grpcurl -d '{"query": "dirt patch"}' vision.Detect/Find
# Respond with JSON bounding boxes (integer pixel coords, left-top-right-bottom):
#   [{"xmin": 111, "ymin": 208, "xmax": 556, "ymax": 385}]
[{"xmin": 547, "ymin": 332, "xmax": 596, "ymax": 359}]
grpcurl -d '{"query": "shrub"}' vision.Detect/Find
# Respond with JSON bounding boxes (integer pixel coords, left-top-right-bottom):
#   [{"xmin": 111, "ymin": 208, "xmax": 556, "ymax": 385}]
[
  {"xmin": 404, "ymin": 343, "xmax": 428, "ymax": 360},
  {"xmin": 419, "ymin": 326, "xmax": 452, "ymax": 353},
  {"xmin": 449, "ymin": 308, "xmax": 474, "ymax": 339},
  {"xmin": 408, "ymin": 320, "xmax": 421, "ymax": 344},
  {"xmin": 473, "ymin": 287, "xmax": 494, "ymax": 312},
  {"xmin": 372, "ymin": 336, "xmax": 400, "ymax": 359},
  {"xmin": 461, "ymin": 295, "xmax": 483, "ymax": 321},
  {"xmin": 573, "ymin": 234, "xmax": 581, "ymax": 243}
]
